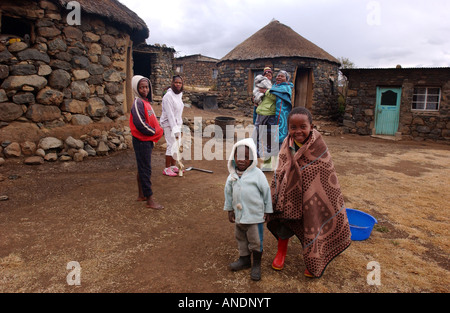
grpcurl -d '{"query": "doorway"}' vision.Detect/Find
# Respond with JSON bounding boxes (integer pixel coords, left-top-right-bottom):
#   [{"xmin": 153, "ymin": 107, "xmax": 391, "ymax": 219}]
[
  {"xmin": 294, "ymin": 68, "xmax": 313, "ymax": 109},
  {"xmin": 375, "ymin": 87, "xmax": 402, "ymax": 136}
]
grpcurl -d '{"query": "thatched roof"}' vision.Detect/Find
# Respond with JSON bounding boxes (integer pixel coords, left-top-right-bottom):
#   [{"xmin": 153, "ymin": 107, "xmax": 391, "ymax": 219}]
[
  {"xmin": 219, "ymin": 20, "xmax": 339, "ymax": 64},
  {"xmin": 56, "ymin": 0, "xmax": 149, "ymax": 42}
]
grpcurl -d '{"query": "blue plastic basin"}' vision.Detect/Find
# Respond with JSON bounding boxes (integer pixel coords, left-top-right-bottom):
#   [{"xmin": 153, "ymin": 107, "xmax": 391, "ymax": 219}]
[{"xmin": 346, "ymin": 208, "xmax": 378, "ymax": 241}]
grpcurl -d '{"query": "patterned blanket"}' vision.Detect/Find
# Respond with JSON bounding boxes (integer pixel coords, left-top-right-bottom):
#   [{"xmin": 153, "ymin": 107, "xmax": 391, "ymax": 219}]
[{"xmin": 267, "ymin": 129, "xmax": 351, "ymax": 277}]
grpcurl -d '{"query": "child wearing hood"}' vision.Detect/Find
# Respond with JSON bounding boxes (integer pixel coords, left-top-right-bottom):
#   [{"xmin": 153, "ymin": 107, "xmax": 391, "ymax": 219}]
[
  {"xmin": 129, "ymin": 75, "xmax": 164, "ymax": 210},
  {"xmin": 224, "ymin": 138, "xmax": 273, "ymax": 281}
]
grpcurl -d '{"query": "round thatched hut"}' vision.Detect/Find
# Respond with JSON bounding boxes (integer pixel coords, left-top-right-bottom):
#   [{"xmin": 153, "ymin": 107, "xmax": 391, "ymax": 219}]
[{"xmin": 217, "ymin": 20, "xmax": 341, "ymax": 119}]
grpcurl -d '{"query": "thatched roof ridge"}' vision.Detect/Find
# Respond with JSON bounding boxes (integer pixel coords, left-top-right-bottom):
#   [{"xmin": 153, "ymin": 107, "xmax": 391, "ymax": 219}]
[
  {"xmin": 56, "ymin": 0, "xmax": 149, "ymax": 41},
  {"xmin": 219, "ymin": 20, "xmax": 339, "ymax": 64}
]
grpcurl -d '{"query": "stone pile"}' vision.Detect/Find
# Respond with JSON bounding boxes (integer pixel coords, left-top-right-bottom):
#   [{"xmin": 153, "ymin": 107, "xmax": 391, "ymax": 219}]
[{"xmin": 0, "ymin": 125, "xmax": 132, "ymax": 166}]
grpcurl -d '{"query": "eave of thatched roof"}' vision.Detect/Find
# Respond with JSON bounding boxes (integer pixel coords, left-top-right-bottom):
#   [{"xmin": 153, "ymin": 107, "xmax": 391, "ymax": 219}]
[
  {"xmin": 219, "ymin": 20, "xmax": 339, "ymax": 65},
  {"xmin": 55, "ymin": 0, "xmax": 149, "ymax": 42}
]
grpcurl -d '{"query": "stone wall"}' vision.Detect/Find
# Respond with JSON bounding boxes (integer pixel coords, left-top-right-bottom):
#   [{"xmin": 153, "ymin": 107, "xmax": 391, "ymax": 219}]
[
  {"xmin": 216, "ymin": 57, "xmax": 340, "ymax": 118},
  {"xmin": 175, "ymin": 55, "xmax": 218, "ymax": 88},
  {"xmin": 342, "ymin": 68, "xmax": 450, "ymax": 142},
  {"xmin": 0, "ymin": 0, "xmax": 132, "ymax": 133}
]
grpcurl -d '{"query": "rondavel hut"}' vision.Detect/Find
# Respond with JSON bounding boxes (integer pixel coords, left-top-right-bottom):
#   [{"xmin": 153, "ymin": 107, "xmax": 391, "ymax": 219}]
[
  {"xmin": 217, "ymin": 19, "xmax": 341, "ymax": 118},
  {"xmin": 0, "ymin": 0, "xmax": 170, "ymax": 144}
]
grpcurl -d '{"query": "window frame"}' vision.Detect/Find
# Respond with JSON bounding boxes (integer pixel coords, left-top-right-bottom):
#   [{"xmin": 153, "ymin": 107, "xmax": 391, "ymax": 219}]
[{"xmin": 411, "ymin": 86, "xmax": 441, "ymax": 112}]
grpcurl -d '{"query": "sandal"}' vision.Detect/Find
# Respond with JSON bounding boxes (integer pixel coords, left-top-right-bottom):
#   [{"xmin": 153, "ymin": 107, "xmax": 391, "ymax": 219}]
[{"xmin": 163, "ymin": 167, "xmax": 177, "ymax": 177}]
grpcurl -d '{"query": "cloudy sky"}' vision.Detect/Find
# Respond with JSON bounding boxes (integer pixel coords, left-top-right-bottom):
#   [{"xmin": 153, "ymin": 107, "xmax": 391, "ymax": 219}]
[{"xmin": 119, "ymin": 0, "xmax": 450, "ymax": 68}]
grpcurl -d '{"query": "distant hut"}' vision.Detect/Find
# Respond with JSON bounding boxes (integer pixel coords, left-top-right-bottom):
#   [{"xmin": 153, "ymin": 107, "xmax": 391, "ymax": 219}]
[
  {"xmin": 0, "ymin": 0, "xmax": 149, "ymax": 142},
  {"xmin": 217, "ymin": 20, "xmax": 341, "ymax": 118}
]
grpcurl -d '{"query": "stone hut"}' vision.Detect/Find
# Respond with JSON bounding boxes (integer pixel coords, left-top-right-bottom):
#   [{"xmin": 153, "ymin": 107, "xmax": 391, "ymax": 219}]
[
  {"xmin": 132, "ymin": 43, "xmax": 176, "ymax": 102},
  {"xmin": 341, "ymin": 67, "xmax": 450, "ymax": 142},
  {"xmin": 174, "ymin": 54, "xmax": 219, "ymax": 89},
  {"xmin": 217, "ymin": 20, "xmax": 340, "ymax": 118},
  {"xmin": 0, "ymin": 0, "xmax": 149, "ymax": 143}
]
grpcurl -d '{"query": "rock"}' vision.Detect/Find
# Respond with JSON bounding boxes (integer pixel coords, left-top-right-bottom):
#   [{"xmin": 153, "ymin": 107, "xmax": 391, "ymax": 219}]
[
  {"xmin": 38, "ymin": 64, "xmax": 52, "ymax": 76},
  {"xmin": 4, "ymin": 142, "xmax": 22, "ymax": 158},
  {"xmin": 12, "ymin": 92, "xmax": 35, "ymax": 104},
  {"xmin": 103, "ymin": 69, "xmax": 122, "ymax": 82},
  {"xmin": 73, "ymin": 149, "xmax": 88, "ymax": 162},
  {"xmin": 65, "ymin": 136, "xmax": 84, "ymax": 149},
  {"xmin": 84, "ymin": 144, "xmax": 97, "ymax": 156},
  {"xmin": 87, "ymin": 97, "xmax": 107, "ymax": 117},
  {"xmin": 0, "ymin": 89, "xmax": 8, "ymax": 102},
  {"xmin": 71, "ymin": 55, "xmax": 90, "ymax": 69},
  {"xmin": 71, "ymin": 114, "xmax": 93, "ymax": 125},
  {"xmin": 59, "ymin": 155, "xmax": 72, "ymax": 162},
  {"xmin": 1, "ymin": 75, "xmax": 47, "ymax": 91},
  {"xmin": 73, "ymin": 69, "xmax": 90, "ymax": 80},
  {"xmin": 36, "ymin": 148, "xmax": 46, "ymax": 157},
  {"xmin": 24, "ymin": 156, "xmax": 44, "ymax": 165},
  {"xmin": 8, "ymin": 41, "xmax": 28, "ymax": 53},
  {"xmin": 17, "ymin": 49, "xmax": 50, "ymax": 63},
  {"xmin": 47, "ymin": 38, "xmax": 67, "ymax": 51},
  {"xmin": 39, "ymin": 137, "xmax": 63, "ymax": 150},
  {"xmin": 49, "ymin": 69, "xmax": 71, "ymax": 89},
  {"xmin": 96, "ymin": 141, "xmax": 109, "ymax": 156},
  {"xmin": 63, "ymin": 26, "xmax": 83, "ymax": 41},
  {"xmin": 36, "ymin": 87, "xmax": 64, "ymax": 105},
  {"xmin": 10, "ymin": 64, "xmax": 37, "ymax": 76},
  {"xmin": 37, "ymin": 26, "xmax": 61, "ymax": 38},
  {"xmin": 0, "ymin": 103, "xmax": 24, "ymax": 122},
  {"xmin": 44, "ymin": 153, "xmax": 58, "ymax": 162},
  {"xmin": 70, "ymin": 81, "xmax": 90, "ymax": 100},
  {"xmin": 0, "ymin": 158, "xmax": 5, "ymax": 166},
  {"xmin": 61, "ymin": 99, "xmax": 86, "ymax": 114},
  {"xmin": 21, "ymin": 141, "xmax": 37, "ymax": 156},
  {"xmin": 26, "ymin": 104, "xmax": 61, "ymax": 122}
]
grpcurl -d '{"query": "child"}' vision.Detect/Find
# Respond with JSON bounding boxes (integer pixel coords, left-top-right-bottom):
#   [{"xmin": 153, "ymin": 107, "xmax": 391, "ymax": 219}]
[
  {"xmin": 267, "ymin": 107, "xmax": 351, "ymax": 278},
  {"xmin": 129, "ymin": 75, "xmax": 164, "ymax": 210},
  {"xmin": 160, "ymin": 75, "xmax": 185, "ymax": 176},
  {"xmin": 224, "ymin": 138, "xmax": 273, "ymax": 281}
]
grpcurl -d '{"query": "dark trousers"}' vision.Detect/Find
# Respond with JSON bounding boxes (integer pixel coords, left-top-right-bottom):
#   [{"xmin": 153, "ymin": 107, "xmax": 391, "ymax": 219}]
[{"xmin": 132, "ymin": 137, "xmax": 154, "ymax": 198}]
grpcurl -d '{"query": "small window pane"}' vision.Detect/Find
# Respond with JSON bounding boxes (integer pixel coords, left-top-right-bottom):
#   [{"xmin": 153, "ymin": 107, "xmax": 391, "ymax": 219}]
[
  {"xmin": 428, "ymin": 88, "xmax": 440, "ymax": 95},
  {"xmin": 414, "ymin": 87, "xmax": 426, "ymax": 94},
  {"xmin": 413, "ymin": 101, "xmax": 425, "ymax": 110}
]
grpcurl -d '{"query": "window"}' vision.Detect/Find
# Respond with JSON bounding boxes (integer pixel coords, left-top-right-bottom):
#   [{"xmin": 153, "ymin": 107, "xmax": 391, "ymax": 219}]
[
  {"xmin": 212, "ymin": 69, "xmax": 218, "ymax": 79},
  {"xmin": 412, "ymin": 87, "xmax": 441, "ymax": 111},
  {"xmin": 175, "ymin": 65, "xmax": 183, "ymax": 73},
  {"xmin": 0, "ymin": 15, "xmax": 32, "ymax": 43}
]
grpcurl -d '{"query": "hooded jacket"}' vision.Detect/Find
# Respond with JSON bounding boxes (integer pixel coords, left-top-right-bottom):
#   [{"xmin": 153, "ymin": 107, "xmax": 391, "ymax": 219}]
[
  {"xmin": 129, "ymin": 75, "xmax": 163, "ymax": 142},
  {"xmin": 224, "ymin": 138, "xmax": 273, "ymax": 224}
]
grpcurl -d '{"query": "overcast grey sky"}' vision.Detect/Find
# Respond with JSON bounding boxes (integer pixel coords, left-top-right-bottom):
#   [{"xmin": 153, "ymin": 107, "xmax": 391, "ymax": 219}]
[{"xmin": 119, "ymin": 0, "xmax": 450, "ymax": 68}]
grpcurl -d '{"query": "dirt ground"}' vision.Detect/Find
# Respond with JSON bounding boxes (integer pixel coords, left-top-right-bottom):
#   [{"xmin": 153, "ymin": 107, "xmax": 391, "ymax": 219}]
[{"xmin": 0, "ymin": 106, "xmax": 449, "ymax": 293}]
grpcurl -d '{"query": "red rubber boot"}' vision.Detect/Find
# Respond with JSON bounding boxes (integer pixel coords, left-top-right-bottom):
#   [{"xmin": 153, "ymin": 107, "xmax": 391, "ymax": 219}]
[{"xmin": 272, "ymin": 238, "xmax": 289, "ymax": 270}]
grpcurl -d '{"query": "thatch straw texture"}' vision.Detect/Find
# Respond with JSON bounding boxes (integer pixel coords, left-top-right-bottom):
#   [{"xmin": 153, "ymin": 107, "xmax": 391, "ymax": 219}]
[
  {"xmin": 220, "ymin": 20, "xmax": 339, "ymax": 64},
  {"xmin": 56, "ymin": 0, "xmax": 149, "ymax": 40}
]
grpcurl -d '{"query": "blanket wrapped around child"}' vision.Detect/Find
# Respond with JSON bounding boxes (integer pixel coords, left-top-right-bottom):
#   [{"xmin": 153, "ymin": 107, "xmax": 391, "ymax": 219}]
[{"xmin": 267, "ymin": 129, "xmax": 351, "ymax": 277}]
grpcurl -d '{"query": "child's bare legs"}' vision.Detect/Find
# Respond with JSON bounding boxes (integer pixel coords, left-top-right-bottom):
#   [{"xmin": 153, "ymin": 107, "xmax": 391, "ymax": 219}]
[
  {"xmin": 146, "ymin": 196, "xmax": 164, "ymax": 210},
  {"xmin": 136, "ymin": 174, "xmax": 146, "ymax": 201}
]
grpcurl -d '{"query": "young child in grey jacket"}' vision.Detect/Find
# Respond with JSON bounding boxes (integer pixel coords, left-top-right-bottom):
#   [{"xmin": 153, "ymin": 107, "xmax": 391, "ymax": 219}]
[{"xmin": 224, "ymin": 138, "xmax": 273, "ymax": 281}]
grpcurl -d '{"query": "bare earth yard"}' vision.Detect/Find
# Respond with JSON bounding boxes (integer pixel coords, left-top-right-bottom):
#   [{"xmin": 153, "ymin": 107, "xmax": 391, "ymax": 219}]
[{"xmin": 0, "ymin": 107, "xmax": 449, "ymax": 294}]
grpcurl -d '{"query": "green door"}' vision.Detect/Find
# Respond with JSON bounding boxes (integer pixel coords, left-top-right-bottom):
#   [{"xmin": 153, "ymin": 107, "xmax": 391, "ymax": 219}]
[{"xmin": 375, "ymin": 87, "xmax": 401, "ymax": 135}]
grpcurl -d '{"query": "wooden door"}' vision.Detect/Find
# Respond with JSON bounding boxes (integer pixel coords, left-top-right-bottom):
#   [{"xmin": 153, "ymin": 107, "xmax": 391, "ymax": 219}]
[
  {"xmin": 375, "ymin": 87, "xmax": 402, "ymax": 135},
  {"xmin": 294, "ymin": 68, "xmax": 313, "ymax": 109}
]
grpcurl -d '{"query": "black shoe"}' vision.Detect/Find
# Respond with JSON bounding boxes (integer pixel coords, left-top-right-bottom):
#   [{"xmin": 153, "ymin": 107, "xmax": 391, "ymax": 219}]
[
  {"xmin": 230, "ymin": 255, "xmax": 251, "ymax": 271},
  {"xmin": 250, "ymin": 251, "xmax": 262, "ymax": 281}
]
